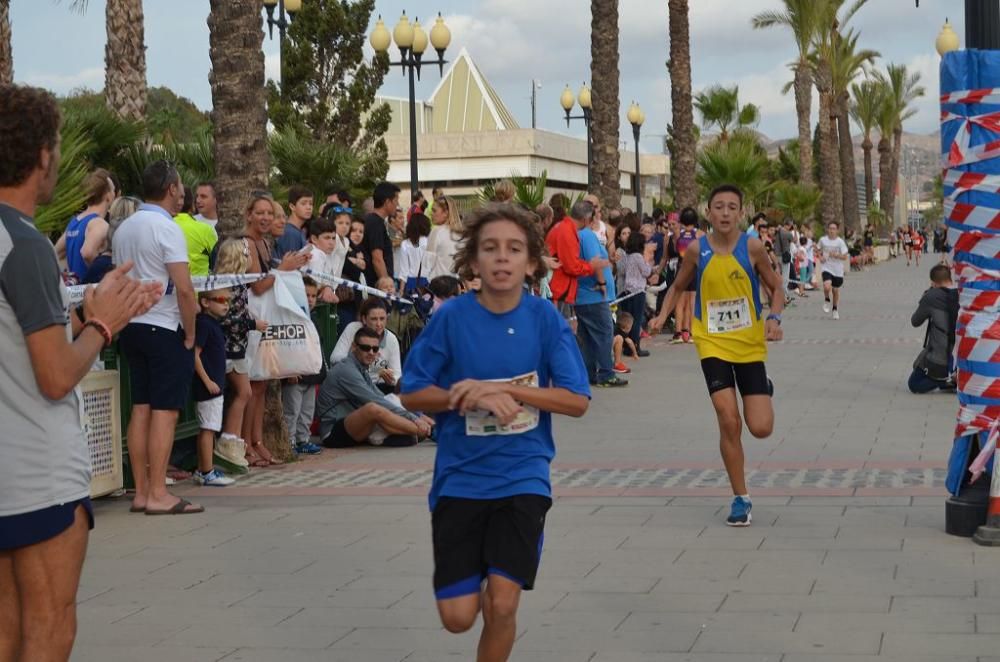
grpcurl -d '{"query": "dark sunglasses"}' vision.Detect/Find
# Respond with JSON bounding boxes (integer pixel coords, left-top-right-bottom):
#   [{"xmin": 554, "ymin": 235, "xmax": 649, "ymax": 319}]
[{"xmin": 356, "ymin": 343, "xmax": 380, "ymax": 353}]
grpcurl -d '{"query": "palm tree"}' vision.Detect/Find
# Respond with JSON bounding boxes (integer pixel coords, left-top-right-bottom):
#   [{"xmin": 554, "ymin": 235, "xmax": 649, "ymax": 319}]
[
  {"xmin": 773, "ymin": 180, "xmax": 822, "ymax": 227},
  {"xmin": 694, "ymin": 85, "xmax": 760, "ymax": 143},
  {"xmin": 208, "ymin": 0, "xmax": 268, "ymax": 237},
  {"xmin": 668, "ymin": 0, "xmax": 697, "ymax": 211},
  {"xmin": 66, "ymin": 0, "xmax": 148, "ymax": 121},
  {"xmin": 697, "ymin": 133, "xmax": 772, "ymax": 214},
  {"xmin": 850, "ymin": 79, "xmax": 882, "ymax": 210},
  {"xmin": 872, "ymin": 63, "xmax": 925, "ymax": 221},
  {"xmin": 0, "ymin": 0, "xmax": 11, "ymax": 85},
  {"xmin": 831, "ymin": 28, "xmax": 878, "ymax": 232},
  {"xmin": 751, "ymin": 0, "xmax": 826, "ymax": 186},
  {"xmin": 590, "ymin": 0, "xmax": 621, "ymax": 207},
  {"xmin": 811, "ymin": 0, "xmax": 868, "ymax": 226}
]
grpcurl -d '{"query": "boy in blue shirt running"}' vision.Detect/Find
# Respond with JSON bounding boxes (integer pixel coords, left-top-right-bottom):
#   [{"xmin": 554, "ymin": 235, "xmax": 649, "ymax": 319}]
[{"xmin": 401, "ymin": 203, "xmax": 591, "ymax": 662}]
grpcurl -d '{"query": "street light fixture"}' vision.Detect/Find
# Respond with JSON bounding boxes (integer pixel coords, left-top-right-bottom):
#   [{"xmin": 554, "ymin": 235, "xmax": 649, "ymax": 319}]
[
  {"xmin": 370, "ymin": 11, "xmax": 451, "ymax": 198},
  {"xmin": 262, "ymin": 0, "xmax": 303, "ymax": 90},
  {"xmin": 627, "ymin": 101, "xmax": 646, "ymax": 217},
  {"xmin": 936, "ymin": 18, "xmax": 960, "ymax": 55},
  {"xmin": 561, "ymin": 82, "xmax": 593, "ymax": 190}
]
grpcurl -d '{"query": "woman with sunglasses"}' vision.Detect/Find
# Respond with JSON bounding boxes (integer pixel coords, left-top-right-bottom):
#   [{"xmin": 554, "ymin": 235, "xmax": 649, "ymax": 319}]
[{"xmin": 242, "ymin": 192, "xmax": 310, "ymax": 465}]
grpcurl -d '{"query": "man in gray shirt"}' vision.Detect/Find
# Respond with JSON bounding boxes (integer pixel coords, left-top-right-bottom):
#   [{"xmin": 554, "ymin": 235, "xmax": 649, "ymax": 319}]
[
  {"xmin": 318, "ymin": 325, "xmax": 432, "ymax": 447},
  {"xmin": 0, "ymin": 84, "xmax": 160, "ymax": 661}
]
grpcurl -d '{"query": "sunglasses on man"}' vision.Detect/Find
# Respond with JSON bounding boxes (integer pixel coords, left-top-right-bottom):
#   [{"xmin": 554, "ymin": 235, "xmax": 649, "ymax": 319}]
[{"xmin": 355, "ymin": 343, "xmax": 380, "ymax": 354}]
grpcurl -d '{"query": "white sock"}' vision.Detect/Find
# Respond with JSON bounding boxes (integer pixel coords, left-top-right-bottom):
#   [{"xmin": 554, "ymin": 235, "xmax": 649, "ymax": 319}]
[{"xmin": 738, "ymin": 494, "xmax": 750, "ymax": 501}]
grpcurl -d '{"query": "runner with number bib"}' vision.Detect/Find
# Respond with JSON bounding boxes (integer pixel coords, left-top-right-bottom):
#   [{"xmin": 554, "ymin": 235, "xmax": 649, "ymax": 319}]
[{"xmin": 650, "ymin": 185, "xmax": 785, "ymax": 526}]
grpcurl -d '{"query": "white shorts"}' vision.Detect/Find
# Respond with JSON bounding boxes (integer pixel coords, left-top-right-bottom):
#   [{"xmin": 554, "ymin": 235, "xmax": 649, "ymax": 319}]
[
  {"xmin": 196, "ymin": 397, "xmax": 224, "ymax": 432},
  {"xmin": 226, "ymin": 357, "xmax": 250, "ymax": 375}
]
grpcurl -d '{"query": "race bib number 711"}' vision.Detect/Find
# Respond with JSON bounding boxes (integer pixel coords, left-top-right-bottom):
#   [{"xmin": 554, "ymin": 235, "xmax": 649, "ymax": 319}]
[{"xmin": 707, "ymin": 297, "xmax": 751, "ymax": 334}]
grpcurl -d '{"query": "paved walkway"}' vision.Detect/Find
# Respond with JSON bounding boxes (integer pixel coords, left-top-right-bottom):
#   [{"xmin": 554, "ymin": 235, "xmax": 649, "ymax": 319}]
[{"xmin": 74, "ymin": 254, "xmax": 995, "ymax": 662}]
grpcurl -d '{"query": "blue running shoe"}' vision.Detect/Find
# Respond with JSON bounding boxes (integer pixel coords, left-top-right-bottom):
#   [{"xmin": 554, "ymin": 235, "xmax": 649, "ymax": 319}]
[
  {"xmin": 295, "ymin": 442, "xmax": 323, "ymax": 455},
  {"xmin": 726, "ymin": 496, "xmax": 752, "ymax": 527}
]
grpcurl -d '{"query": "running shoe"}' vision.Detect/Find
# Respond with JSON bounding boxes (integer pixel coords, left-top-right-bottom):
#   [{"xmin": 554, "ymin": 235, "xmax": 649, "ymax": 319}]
[
  {"xmin": 637, "ymin": 349, "xmax": 651, "ymax": 358},
  {"xmin": 193, "ymin": 469, "xmax": 235, "ymax": 487},
  {"xmin": 295, "ymin": 442, "xmax": 323, "ymax": 455},
  {"xmin": 595, "ymin": 376, "xmax": 629, "ymax": 388},
  {"xmin": 822, "ymin": 301, "xmax": 831, "ymax": 314},
  {"xmin": 670, "ymin": 333, "xmax": 684, "ymax": 344},
  {"xmin": 832, "ymin": 310, "xmax": 840, "ymax": 320},
  {"xmin": 613, "ymin": 362, "xmax": 631, "ymax": 374},
  {"xmin": 726, "ymin": 496, "xmax": 752, "ymax": 527},
  {"xmin": 681, "ymin": 330, "xmax": 692, "ymax": 344},
  {"xmin": 640, "ymin": 330, "xmax": 651, "ymax": 339}
]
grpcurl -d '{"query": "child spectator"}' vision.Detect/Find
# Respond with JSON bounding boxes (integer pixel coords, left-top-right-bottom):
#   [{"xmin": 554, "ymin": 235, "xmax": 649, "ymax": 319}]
[
  {"xmin": 192, "ymin": 289, "xmax": 236, "ymax": 486},
  {"xmin": 306, "ymin": 215, "xmax": 341, "ymax": 304},
  {"xmin": 399, "ymin": 202, "xmax": 590, "ymax": 660},
  {"xmin": 324, "ymin": 204, "xmax": 354, "ymax": 278},
  {"xmin": 791, "ymin": 236, "xmax": 809, "ymax": 298},
  {"xmin": 275, "ymin": 185, "xmax": 313, "ymax": 258},
  {"xmin": 908, "ymin": 264, "xmax": 958, "ymax": 393},
  {"xmin": 214, "ymin": 238, "xmax": 266, "ymax": 470},
  {"xmin": 282, "ymin": 277, "xmax": 326, "ymax": 455},
  {"xmin": 613, "ymin": 311, "xmax": 639, "ymax": 374},
  {"xmin": 621, "ymin": 231, "xmax": 654, "ymax": 356},
  {"xmin": 399, "ymin": 212, "xmax": 432, "ymax": 294},
  {"xmin": 428, "ymin": 275, "xmax": 462, "ymax": 315},
  {"xmin": 338, "ymin": 219, "xmax": 369, "ymax": 333}
]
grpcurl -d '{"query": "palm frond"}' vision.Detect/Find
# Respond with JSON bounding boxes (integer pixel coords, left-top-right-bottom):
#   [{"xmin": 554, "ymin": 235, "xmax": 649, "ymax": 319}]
[{"xmin": 35, "ymin": 123, "xmax": 93, "ymax": 234}]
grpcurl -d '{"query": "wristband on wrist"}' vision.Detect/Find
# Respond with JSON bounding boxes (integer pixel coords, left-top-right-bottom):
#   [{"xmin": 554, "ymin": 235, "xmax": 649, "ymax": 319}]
[
  {"xmin": 766, "ymin": 313, "xmax": 782, "ymax": 324},
  {"xmin": 83, "ymin": 318, "xmax": 113, "ymax": 347}
]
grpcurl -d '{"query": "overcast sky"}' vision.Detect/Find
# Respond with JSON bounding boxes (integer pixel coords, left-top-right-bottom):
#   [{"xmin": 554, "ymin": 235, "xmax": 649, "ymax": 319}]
[{"xmin": 9, "ymin": 0, "xmax": 951, "ymax": 151}]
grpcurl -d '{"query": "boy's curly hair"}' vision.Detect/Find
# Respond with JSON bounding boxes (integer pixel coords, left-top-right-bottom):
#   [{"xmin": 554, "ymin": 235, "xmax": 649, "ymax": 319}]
[
  {"xmin": 0, "ymin": 85, "xmax": 61, "ymax": 187},
  {"xmin": 453, "ymin": 203, "xmax": 548, "ymax": 284}
]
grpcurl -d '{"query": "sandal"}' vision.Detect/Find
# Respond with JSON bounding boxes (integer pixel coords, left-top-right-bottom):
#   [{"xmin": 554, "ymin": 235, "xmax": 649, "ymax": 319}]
[
  {"xmin": 145, "ymin": 498, "xmax": 204, "ymax": 516},
  {"xmin": 253, "ymin": 442, "xmax": 283, "ymax": 466}
]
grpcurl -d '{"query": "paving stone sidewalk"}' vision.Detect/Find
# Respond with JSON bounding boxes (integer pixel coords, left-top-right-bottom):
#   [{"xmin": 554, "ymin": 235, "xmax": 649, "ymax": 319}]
[{"xmin": 73, "ymin": 255, "xmax": 996, "ymax": 662}]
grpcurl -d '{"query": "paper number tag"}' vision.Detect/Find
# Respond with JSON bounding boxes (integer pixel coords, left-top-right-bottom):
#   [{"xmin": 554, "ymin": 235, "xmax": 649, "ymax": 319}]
[{"xmin": 707, "ymin": 297, "xmax": 751, "ymax": 334}]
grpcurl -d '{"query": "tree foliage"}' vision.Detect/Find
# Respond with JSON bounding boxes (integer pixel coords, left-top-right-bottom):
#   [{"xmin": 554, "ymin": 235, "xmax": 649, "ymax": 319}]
[
  {"xmin": 267, "ymin": 0, "xmax": 391, "ymax": 181},
  {"xmin": 60, "ymin": 86, "xmax": 210, "ymax": 145}
]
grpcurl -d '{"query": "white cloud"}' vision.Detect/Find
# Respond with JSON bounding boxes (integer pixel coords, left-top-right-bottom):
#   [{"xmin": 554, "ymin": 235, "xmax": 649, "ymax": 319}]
[
  {"xmin": 903, "ymin": 53, "xmax": 939, "ymax": 135},
  {"xmin": 19, "ymin": 66, "xmax": 103, "ymax": 94}
]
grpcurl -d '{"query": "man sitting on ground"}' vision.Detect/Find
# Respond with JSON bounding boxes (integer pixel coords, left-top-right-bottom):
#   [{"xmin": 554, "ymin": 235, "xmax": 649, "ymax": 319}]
[
  {"xmin": 908, "ymin": 263, "xmax": 958, "ymax": 394},
  {"xmin": 318, "ymin": 326, "xmax": 433, "ymax": 448}
]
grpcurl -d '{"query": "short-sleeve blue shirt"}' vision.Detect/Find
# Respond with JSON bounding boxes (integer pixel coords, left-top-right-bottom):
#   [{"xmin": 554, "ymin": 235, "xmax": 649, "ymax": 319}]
[
  {"xmin": 402, "ymin": 291, "xmax": 590, "ymax": 510},
  {"xmin": 577, "ymin": 227, "xmax": 615, "ymax": 305}
]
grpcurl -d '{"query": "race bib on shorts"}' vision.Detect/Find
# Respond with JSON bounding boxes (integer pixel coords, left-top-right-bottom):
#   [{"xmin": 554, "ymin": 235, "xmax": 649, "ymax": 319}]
[
  {"xmin": 465, "ymin": 371, "xmax": 541, "ymax": 436},
  {"xmin": 707, "ymin": 297, "xmax": 751, "ymax": 334}
]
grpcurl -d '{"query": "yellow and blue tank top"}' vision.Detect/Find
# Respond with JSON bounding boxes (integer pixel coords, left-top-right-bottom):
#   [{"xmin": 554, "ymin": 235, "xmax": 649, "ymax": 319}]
[{"xmin": 692, "ymin": 233, "xmax": 767, "ymax": 363}]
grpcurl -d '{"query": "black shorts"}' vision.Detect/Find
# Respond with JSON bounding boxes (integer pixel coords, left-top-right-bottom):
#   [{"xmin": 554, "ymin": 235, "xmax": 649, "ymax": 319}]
[
  {"xmin": 0, "ymin": 498, "xmax": 94, "ymax": 551},
  {"xmin": 432, "ymin": 494, "xmax": 551, "ymax": 600},
  {"xmin": 322, "ymin": 418, "xmax": 363, "ymax": 448},
  {"xmin": 821, "ymin": 272, "xmax": 844, "ymax": 288},
  {"xmin": 700, "ymin": 357, "xmax": 771, "ymax": 396},
  {"xmin": 120, "ymin": 323, "xmax": 195, "ymax": 410}
]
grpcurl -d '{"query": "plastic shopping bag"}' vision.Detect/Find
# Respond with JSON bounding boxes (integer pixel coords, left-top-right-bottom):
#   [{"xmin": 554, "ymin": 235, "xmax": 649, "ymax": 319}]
[{"xmin": 246, "ymin": 271, "xmax": 322, "ymax": 380}]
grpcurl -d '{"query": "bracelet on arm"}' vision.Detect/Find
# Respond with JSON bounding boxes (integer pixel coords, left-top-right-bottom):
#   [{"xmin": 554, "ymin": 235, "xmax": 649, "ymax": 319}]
[
  {"xmin": 766, "ymin": 313, "xmax": 782, "ymax": 324},
  {"xmin": 82, "ymin": 318, "xmax": 113, "ymax": 348}
]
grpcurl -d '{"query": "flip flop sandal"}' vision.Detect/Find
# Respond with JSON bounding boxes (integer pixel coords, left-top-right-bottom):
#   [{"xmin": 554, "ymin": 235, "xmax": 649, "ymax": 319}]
[
  {"xmin": 145, "ymin": 498, "xmax": 205, "ymax": 516},
  {"xmin": 129, "ymin": 504, "xmax": 145, "ymax": 513}
]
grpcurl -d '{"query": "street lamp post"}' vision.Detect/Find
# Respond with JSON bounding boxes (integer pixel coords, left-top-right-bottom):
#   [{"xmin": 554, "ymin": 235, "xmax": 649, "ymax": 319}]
[
  {"xmin": 370, "ymin": 12, "xmax": 451, "ymax": 197},
  {"xmin": 262, "ymin": 0, "xmax": 302, "ymax": 90},
  {"xmin": 627, "ymin": 101, "xmax": 645, "ymax": 217},
  {"xmin": 561, "ymin": 83, "xmax": 593, "ymax": 190}
]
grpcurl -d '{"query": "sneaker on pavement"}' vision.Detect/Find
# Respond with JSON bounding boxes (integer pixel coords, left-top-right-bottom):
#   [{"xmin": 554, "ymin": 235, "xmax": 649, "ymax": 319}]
[
  {"xmin": 640, "ymin": 329, "xmax": 650, "ymax": 339},
  {"xmin": 637, "ymin": 349, "xmax": 651, "ymax": 358},
  {"xmin": 832, "ymin": 310, "xmax": 840, "ymax": 320},
  {"xmin": 613, "ymin": 362, "xmax": 631, "ymax": 374},
  {"xmin": 822, "ymin": 301, "xmax": 831, "ymax": 314},
  {"xmin": 681, "ymin": 330, "xmax": 692, "ymax": 344},
  {"xmin": 295, "ymin": 442, "xmax": 323, "ymax": 455},
  {"xmin": 670, "ymin": 333, "xmax": 684, "ymax": 344},
  {"xmin": 726, "ymin": 496, "xmax": 752, "ymax": 527},
  {"xmin": 595, "ymin": 376, "xmax": 629, "ymax": 388},
  {"xmin": 193, "ymin": 469, "xmax": 235, "ymax": 487}
]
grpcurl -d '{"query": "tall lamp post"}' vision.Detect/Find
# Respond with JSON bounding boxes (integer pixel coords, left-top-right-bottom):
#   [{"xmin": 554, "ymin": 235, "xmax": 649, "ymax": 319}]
[
  {"xmin": 370, "ymin": 12, "xmax": 451, "ymax": 197},
  {"xmin": 561, "ymin": 83, "xmax": 593, "ymax": 190},
  {"xmin": 262, "ymin": 0, "xmax": 303, "ymax": 89},
  {"xmin": 627, "ymin": 101, "xmax": 645, "ymax": 217}
]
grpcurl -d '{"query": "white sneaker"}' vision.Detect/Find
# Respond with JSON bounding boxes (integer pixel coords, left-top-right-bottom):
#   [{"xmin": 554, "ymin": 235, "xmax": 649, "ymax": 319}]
[
  {"xmin": 832, "ymin": 310, "xmax": 840, "ymax": 320},
  {"xmin": 193, "ymin": 469, "xmax": 235, "ymax": 486},
  {"xmin": 823, "ymin": 302, "xmax": 831, "ymax": 314}
]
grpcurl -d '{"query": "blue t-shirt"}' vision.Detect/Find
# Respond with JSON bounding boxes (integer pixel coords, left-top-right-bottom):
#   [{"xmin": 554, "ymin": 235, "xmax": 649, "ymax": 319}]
[
  {"xmin": 64, "ymin": 213, "xmax": 99, "ymax": 280},
  {"xmin": 577, "ymin": 228, "xmax": 615, "ymax": 305},
  {"xmin": 274, "ymin": 222, "xmax": 306, "ymax": 260},
  {"xmin": 192, "ymin": 312, "xmax": 226, "ymax": 402},
  {"xmin": 402, "ymin": 291, "xmax": 591, "ymax": 510}
]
